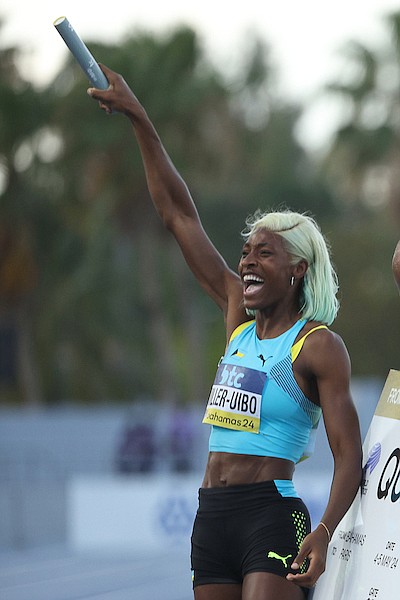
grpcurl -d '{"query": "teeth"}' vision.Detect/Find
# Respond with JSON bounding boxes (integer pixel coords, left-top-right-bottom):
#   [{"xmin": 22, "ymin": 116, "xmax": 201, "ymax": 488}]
[{"xmin": 243, "ymin": 274, "xmax": 264, "ymax": 283}]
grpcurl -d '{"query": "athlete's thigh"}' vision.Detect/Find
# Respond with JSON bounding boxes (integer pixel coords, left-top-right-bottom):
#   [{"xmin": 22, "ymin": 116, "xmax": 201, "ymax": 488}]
[
  {"xmin": 194, "ymin": 583, "xmax": 242, "ymax": 600},
  {"xmin": 242, "ymin": 572, "xmax": 306, "ymax": 600}
]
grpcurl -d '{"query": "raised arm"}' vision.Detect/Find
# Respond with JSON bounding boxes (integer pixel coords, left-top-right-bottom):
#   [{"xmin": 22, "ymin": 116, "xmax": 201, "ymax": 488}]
[
  {"xmin": 287, "ymin": 329, "xmax": 363, "ymax": 588},
  {"xmin": 88, "ymin": 65, "xmax": 245, "ymax": 337}
]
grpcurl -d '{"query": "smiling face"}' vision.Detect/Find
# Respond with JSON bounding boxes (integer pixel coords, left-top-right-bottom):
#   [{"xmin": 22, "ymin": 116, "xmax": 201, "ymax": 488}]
[{"xmin": 238, "ymin": 228, "xmax": 297, "ymax": 313}]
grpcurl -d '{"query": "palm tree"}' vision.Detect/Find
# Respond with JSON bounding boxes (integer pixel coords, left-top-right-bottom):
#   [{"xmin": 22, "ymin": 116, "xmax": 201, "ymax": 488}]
[
  {"xmin": 40, "ymin": 26, "xmax": 317, "ymax": 404},
  {"xmin": 323, "ymin": 12, "xmax": 400, "ymax": 222},
  {"xmin": 318, "ymin": 12, "xmax": 400, "ymax": 377},
  {"xmin": 0, "ymin": 26, "xmax": 52, "ymax": 405}
]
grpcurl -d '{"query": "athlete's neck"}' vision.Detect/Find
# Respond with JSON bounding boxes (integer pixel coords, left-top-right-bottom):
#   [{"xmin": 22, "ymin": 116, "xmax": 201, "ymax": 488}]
[{"xmin": 255, "ymin": 311, "xmax": 302, "ymax": 340}]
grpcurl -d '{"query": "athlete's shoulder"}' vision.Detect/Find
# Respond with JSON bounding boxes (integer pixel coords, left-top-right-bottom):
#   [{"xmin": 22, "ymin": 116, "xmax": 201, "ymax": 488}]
[
  {"xmin": 294, "ymin": 319, "xmax": 348, "ymax": 360},
  {"xmin": 304, "ymin": 318, "xmax": 345, "ymax": 341},
  {"xmin": 300, "ymin": 321, "xmax": 350, "ymax": 377}
]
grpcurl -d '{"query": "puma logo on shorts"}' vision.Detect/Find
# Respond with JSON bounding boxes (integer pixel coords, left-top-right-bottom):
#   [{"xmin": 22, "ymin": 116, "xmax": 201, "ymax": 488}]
[{"xmin": 267, "ymin": 551, "xmax": 293, "ymax": 569}]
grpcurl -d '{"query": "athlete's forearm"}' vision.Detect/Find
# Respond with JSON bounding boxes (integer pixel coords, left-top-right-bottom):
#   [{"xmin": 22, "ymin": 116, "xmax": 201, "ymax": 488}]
[
  {"xmin": 319, "ymin": 453, "xmax": 362, "ymax": 537},
  {"xmin": 128, "ymin": 109, "xmax": 199, "ymax": 229}
]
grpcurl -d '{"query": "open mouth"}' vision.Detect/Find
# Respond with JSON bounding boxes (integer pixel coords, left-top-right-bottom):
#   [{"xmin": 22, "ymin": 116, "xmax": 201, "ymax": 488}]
[{"xmin": 243, "ymin": 274, "xmax": 264, "ymax": 295}]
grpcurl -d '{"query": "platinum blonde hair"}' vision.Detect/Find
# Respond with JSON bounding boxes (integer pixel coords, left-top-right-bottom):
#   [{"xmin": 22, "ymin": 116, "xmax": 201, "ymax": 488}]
[{"xmin": 242, "ymin": 209, "xmax": 339, "ymax": 325}]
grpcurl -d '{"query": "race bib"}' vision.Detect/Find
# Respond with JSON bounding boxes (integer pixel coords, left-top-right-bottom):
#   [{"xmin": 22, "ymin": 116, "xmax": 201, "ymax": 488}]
[{"xmin": 202, "ymin": 363, "xmax": 267, "ymax": 433}]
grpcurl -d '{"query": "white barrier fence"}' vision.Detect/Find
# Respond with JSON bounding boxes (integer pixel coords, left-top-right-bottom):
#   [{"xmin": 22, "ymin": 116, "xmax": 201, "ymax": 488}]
[{"xmin": 68, "ymin": 474, "xmax": 200, "ymax": 552}]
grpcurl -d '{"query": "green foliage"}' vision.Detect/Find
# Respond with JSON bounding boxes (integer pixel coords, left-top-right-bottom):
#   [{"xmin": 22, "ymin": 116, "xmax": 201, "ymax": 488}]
[
  {"xmin": 0, "ymin": 16, "xmax": 399, "ymax": 405},
  {"xmin": 323, "ymin": 11, "xmax": 400, "ymax": 215},
  {"xmin": 330, "ymin": 214, "xmax": 399, "ymax": 378}
]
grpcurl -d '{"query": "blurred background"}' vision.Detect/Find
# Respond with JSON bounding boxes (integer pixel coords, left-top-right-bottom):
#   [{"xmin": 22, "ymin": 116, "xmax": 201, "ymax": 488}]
[{"xmin": 0, "ymin": 2, "xmax": 399, "ymax": 598}]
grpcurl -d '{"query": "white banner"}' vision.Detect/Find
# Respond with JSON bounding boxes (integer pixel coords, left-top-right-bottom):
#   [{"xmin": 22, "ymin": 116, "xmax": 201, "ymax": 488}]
[
  {"xmin": 68, "ymin": 474, "xmax": 199, "ymax": 552},
  {"xmin": 311, "ymin": 370, "xmax": 400, "ymax": 600}
]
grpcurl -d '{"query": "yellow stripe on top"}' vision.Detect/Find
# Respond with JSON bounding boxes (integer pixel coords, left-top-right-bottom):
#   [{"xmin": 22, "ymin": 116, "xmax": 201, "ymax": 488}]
[
  {"xmin": 291, "ymin": 325, "xmax": 328, "ymax": 363},
  {"xmin": 229, "ymin": 320, "xmax": 255, "ymax": 344}
]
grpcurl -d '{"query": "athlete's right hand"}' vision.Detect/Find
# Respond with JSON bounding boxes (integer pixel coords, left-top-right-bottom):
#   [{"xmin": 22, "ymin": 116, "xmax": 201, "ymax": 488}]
[{"xmin": 87, "ymin": 64, "xmax": 143, "ymax": 118}]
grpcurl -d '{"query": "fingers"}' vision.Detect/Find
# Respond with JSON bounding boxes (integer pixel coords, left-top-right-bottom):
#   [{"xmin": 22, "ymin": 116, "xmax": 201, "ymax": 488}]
[
  {"xmin": 99, "ymin": 101, "xmax": 113, "ymax": 114},
  {"xmin": 86, "ymin": 65, "xmax": 140, "ymax": 117},
  {"xmin": 86, "ymin": 93, "xmax": 113, "ymax": 115},
  {"xmin": 286, "ymin": 555, "xmax": 324, "ymax": 588},
  {"xmin": 286, "ymin": 531, "xmax": 328, "ymax": 588},
  {"xmin": 86, "ymin": 64, "xmax": 115, "ymax": 100},
  {"xmin": 87, "ymin": 79, "xmax": 114, "ymax": 113},
  {"xmin": 86, "ymin": 87, "xmax": 108, "ymax": 110},
  {"xmin": 98, "ymin": 63, "xmax": 113, "ymax": 77},
  {"xmin": 290, "ymin": 546, "xmax": 309, "ymax": 572},
  {"xmin": 286, "ymin": 555, "xmax": 313, "ymax": 587},
  {"xmin": 87, "ymin": 84, "xmax": 110, "ymax": 100},
  {"xmin": 87, "ymin": 64, "xmax": 132, "ymax": 114}
]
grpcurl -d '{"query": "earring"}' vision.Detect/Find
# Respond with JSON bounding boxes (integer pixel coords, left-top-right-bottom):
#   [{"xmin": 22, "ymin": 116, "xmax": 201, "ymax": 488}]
[{"xmin": 290, "ymin": 276, "xmax": 295, "ymax": 286}]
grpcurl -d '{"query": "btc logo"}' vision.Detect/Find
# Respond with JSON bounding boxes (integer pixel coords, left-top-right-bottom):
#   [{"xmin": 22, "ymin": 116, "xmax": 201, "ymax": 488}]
[{"xmin": 218, "ymin": 365, "xmax": 244, "ymax": 388}]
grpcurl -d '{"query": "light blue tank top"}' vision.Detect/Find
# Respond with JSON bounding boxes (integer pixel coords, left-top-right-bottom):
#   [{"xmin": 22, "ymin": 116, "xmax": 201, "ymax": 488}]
[{"xmin": 203, "ymin": 319, "xmax": 323, "ymax": 463}]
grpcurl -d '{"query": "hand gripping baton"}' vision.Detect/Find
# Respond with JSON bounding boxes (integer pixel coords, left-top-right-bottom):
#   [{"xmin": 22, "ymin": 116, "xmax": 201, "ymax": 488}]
[{"xmin": 53, "ymin": 16, "xmax": 109, "ymax": 89}]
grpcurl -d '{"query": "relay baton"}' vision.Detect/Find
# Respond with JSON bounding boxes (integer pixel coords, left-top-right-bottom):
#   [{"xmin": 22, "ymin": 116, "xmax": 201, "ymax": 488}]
[{"xmin": 53, "ymin": 16, "xmax": 109, "ymax": 89}]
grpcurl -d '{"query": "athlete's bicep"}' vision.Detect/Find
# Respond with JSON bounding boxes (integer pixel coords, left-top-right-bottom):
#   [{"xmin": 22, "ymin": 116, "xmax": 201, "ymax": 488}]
[{"xmin": 310, "ymin": 333, "xmax": 360, "ymax": 458}]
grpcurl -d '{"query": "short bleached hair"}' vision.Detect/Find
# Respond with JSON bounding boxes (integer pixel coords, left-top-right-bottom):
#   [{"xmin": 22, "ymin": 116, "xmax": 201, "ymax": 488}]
[{"xmin": 242, "ymin": 209, "xmax": 339, "ymax": 325}]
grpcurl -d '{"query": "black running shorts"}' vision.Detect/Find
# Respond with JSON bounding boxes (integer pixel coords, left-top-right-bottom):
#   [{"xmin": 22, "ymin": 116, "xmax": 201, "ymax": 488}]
[{"xmin": 191, "ymin": 480, "xmax": 310, "ymax": 589}]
